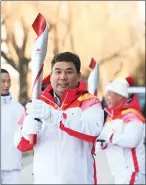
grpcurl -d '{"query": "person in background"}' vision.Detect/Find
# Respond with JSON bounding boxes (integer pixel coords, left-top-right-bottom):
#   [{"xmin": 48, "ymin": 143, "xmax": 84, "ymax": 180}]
[
  {"xmin": 96, "ymin": 76, "xmax": 145, "ymax": 184},
  {"xmin": 1, "ymin": 69, "xmax": 24, "ymax": 184},
  {"xmin": 14, "ymin": 52, "xmax": 104, "ymax": 184}
]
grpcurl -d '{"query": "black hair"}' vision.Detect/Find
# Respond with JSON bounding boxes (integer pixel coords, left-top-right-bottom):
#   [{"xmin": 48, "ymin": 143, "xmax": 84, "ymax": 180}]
[
  {"xmin": 101, "ymin": 97, "xmax": 108, "ymax": 124},
  {"xmin": 51, "ymin": 52, "xmax": 81, "ymax": 73},
  {"xmin": 1, "ymin": 69, "xmax": 9, "ymax": 75}
]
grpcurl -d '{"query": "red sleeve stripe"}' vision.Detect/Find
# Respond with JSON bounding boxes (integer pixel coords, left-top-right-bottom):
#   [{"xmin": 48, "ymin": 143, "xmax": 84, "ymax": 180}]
[
  {"xmin": 129, "ymin": 172, "xmax": 137, "ymax": 184},
  {"xmin": 60, "ymin": 121, "xmax": 97, "ymax": 143},
  {"xmin": 109, "ymin": 133, "xmax": 114, "ymax": 142},
  {"xmin": 17, "ymin": 137, "xmax": 33, "ymax": 152},
  {"xmin": 131, "ymin": 148, "xmax": 139, "ymax": 172},
  {"xmin": 91, "ymin": 143, "xmax": 97, "ymax": 184}
]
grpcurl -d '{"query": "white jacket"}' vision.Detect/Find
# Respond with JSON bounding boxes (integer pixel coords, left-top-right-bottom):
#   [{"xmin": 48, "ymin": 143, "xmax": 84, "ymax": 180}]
[
  {"xmin": 14, "ymin": 83, "xmax": 104, "ymax": 184},
  {"xmin": 98, "ymin": 106, "xmax": 145, "ymax": 176},
  {"xmin": 1, "ymin": 93, "xmax": 24, "ymax": 170}
]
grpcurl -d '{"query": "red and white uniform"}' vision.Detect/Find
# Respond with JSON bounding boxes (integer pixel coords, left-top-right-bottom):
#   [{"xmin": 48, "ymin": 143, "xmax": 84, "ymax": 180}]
[
  {"xmin": 1, "ymin": 93, "xmax": 24, "ymax": 184},
  {"xmin": 14, "ymin": 81, "xmax": 104, "ymax": 184},
  {"xmin": 98, "ymin": 94, "xmax": 145, "ymax": 184}
]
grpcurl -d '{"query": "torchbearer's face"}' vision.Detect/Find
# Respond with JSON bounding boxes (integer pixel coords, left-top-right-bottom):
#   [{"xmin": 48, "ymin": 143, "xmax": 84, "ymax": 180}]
[{"xmin": 50, "ymin": 61, "xmax": 81, "ymax": 99}]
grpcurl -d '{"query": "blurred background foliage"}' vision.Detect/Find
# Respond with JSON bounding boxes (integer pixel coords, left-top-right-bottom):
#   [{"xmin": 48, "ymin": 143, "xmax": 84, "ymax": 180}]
[{"xmin": 1, "ymin": 1, "xmax": 145, "ymax": 105}]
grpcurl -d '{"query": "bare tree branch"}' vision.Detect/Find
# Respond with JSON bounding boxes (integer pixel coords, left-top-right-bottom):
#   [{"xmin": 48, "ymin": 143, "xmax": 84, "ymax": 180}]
[
  {"xmin": 12, "ymin": 32, "xmax": 19, "ymax": 56},
  {"xmin": 1, "ymin": 38, "xmax": 7, "ymax": 42},
  {"xmin": 53, "ymin": 25, "xmax": 59, "ymax": 54},
  {"xmin": 48, "ymin": 23, "xmax": 54, "ymax": 32},
  {"xmin": 67, "ymin": 1, "xmax": 74, "ymax": 51},
  {"xmin": 21, "ymin": 17, "xmax": 29, "ymax": 53},
  {"xmin": 1, "ymin": 13, "xmax": 11, "ymax": 25},
  {"xmin": 1, "ymin": 50, "xmax": 19, "ymax": 72},
  {"xmin": 114, "ymin": 62, "xmax": 123, "ymax": 77},
  {"xmin": 53, "ymin": 1, "xmax": 62, "ymax": 54},
  {"xmin": 3, "ymin": 24, "xmax": 18, "ymax": 61},
  {"xmin": 99, "ymin": 52, "xmax": 123, "ymax": 65},
  {"xmin": 99, "ymin": 40, "xmax": 136, "ymax": 65}
]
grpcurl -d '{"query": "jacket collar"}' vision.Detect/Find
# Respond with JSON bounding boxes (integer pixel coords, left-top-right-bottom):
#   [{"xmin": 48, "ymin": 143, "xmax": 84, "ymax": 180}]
[
  {"xmin": 41, "ymin": 80, "xmax": 87, "ymax": 108},
  {"xmin": 1, "ymin": 92, "xmax": 12, "ymax": 105},
  {"xmin": 105, "ymin": 94, "xmax": 142, "ymax": 119}
]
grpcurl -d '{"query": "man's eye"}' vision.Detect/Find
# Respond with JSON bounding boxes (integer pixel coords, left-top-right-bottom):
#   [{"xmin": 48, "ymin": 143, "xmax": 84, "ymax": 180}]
[
  {"xmin": 55, "ymin": 71, "xmax": 61, "ymax": 74},
  {"xmin": 67, "ymin": 71, "xmax": 73, "ymax": 74}
]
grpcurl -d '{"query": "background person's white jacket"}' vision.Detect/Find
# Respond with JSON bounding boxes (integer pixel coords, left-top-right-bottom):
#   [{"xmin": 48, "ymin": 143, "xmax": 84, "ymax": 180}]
[
  {"xmin": 1, "ymin": 93, "xmax": 24, "ymax": 170},
  {"xmin": 96, "ymin": 94, "xmax": 145, "ymax": 184}
]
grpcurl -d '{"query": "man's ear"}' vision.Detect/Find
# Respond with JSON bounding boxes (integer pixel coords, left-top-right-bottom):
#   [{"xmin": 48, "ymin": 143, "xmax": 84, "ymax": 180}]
[
  {"xmin": 50, "ymin": 73, "xmax": 52, "ymax": 83},
  {"xmin": 77, "ymin": 72, "xmax": 81, "ymax": 79}
]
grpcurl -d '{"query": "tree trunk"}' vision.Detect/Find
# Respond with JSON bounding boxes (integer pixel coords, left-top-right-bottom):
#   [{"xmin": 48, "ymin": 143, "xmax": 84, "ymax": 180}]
[
  {"xmin": 53, "ymin": 25, "xmax": 59, "ymax": 55},
  {"xmin": 19, "ymin": 57, "xmax": 29, "ymax": 105}
]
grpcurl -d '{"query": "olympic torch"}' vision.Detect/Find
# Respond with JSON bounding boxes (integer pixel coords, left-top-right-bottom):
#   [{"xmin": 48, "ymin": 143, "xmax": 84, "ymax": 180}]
[
  {"xmin": 88, "ymin": 58, "xmax": 105, "ymax": 143},
  {"xmin": 29, "ymin": 13, "xmax": 49, "ymax": 145},
  {"xmin": 88, "ymin": 57, "xmax": 99, "ymax": 96}
]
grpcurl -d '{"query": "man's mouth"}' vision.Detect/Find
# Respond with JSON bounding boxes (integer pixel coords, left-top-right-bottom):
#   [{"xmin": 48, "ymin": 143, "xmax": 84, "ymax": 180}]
[{"xmin": 58, "ymin": 84, "xmax": 68, "ymax": 88}]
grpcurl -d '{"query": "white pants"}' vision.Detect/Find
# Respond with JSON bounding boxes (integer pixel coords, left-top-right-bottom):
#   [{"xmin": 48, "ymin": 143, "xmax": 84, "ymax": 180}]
[
  {"xmin": 114, "ymin": 172, "xmax": 145, "ymax": 184},
  {"xmin": 1, "ymin": 170, "xmax": 21, "ymax": 184}
]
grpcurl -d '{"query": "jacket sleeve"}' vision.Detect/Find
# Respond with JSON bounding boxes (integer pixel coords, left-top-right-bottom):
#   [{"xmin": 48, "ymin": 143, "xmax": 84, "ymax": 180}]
[
  {"xmin": 111, "ymin": 113, "xmax": 144, "ymax": 148},
  {"xmin": 111, "ymin": 122, "xmax": 144, "ymax": 148},
  {"xmin": 59, "ymin": 100, "xmax": 104, "ymax": 143}
]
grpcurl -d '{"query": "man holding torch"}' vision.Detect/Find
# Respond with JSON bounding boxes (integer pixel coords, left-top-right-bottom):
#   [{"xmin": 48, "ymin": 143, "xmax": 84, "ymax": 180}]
[
  {"xmin": 14, "ymin": 14, "xmax": 104, "ymax": 184},
  {"xmin": 14, "ymin": 51, "xmax": 104, "ymax": 184}
]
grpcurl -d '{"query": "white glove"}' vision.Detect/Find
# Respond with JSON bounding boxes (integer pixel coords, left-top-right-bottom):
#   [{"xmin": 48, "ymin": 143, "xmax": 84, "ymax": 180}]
[
  {"xmin": 96, "ymin": 142, "xmax": 102, "ymax": 152},
  {"xmin": 21, "ymin": 115, "xmax": 42, "ymax": 140},
  {"xmin": 26, "ymin": 99, "xmax": 63, "ymax": 126},
  {"xmin": 98, "ymin": 125, "xmax": 114, "ymax": 142},
  {"xmin": 26, "ymin": 99, "xmax": 52, "ymax": 121}
]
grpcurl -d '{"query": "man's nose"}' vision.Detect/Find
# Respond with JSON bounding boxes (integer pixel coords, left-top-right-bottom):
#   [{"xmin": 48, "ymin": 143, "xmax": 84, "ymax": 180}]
[
  {"xmin": 60, "ymin": 72, "xmax": 67, "ymax": 79},
  {"xmin": 4, "ymin": 82, "xmax": 9, "ymax": 88}
]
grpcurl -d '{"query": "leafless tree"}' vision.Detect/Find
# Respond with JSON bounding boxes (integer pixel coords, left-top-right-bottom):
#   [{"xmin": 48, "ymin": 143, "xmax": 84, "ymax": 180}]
[
  {"xmin": 1, "ymin": 2, "xmax": 59, "ymax": 104},
  {"xmin": 1, "ymin": 12, "xmax": 31, "ymax": 105}
]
